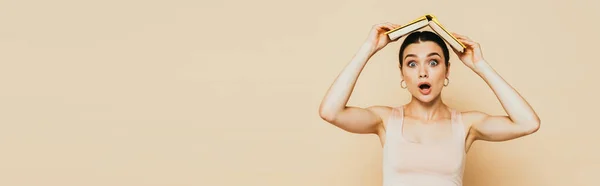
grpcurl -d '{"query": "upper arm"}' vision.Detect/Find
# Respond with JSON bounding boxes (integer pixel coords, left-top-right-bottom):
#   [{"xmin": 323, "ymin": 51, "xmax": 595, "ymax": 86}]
[
  {"xmin": 463, "ymin": 111, "xmax": 540, "ymax": 142},
  {"xmin": 319, "ymin": 105, "xmax": 391, "ymax": 135}
]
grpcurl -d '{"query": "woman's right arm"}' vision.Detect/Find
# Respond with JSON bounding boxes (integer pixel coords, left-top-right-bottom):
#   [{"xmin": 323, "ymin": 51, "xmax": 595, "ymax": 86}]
[{"xmin": 318, "ymin": 23, "xmax": 400, "ymax": 135}]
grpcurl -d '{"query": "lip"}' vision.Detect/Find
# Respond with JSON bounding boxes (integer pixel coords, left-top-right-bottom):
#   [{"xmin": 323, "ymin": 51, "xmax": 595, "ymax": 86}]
[
  {"xmin": 417, "ymin": 82, "xmax": 431, "ymax": 87},
  {"xmin": 417, "ymin": 82, "xmax": 432, "ymax": 95}
]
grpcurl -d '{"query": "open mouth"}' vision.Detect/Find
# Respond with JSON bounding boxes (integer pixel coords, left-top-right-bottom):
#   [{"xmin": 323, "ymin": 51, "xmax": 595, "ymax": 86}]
[
  {"xmin": 418, "ymin": 82, "xmax": 432, "ymax": 95},
  {"xmin": 418, "ymin": 83, "xmax": 431, "ymax": 90}
]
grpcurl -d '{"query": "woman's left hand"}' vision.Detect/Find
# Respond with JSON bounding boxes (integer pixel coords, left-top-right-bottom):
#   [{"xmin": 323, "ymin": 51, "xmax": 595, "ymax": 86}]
[{"xmin": 451, "ymin": 33, "xmax": 486, "ymax": 70}]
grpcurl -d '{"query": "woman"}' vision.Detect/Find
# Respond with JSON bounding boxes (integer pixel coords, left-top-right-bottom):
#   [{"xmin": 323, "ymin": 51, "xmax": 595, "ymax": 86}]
[{"xmin": 318, "ymin": 22, "xmax": 541, "ymax": 186}]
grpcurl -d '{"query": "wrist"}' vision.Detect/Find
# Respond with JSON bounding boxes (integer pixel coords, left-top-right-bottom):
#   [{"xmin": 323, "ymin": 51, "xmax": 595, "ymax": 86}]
[
  {"xmin": 359, "ymin": 42, "xmax": 378, "ymax": 56},
  {"xmin": 473, "ymin": 60, "xmax": 492, "ymax": 76}
]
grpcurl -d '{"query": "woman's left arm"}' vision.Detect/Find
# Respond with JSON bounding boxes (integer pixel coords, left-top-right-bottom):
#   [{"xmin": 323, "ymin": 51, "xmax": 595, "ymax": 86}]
[{"xmin": 452, "ymin": 33, "xmax": 541, "ymax": 142}]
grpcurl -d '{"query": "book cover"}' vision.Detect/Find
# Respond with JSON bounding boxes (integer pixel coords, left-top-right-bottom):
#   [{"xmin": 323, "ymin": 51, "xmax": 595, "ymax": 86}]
[{"xmin": 384, "ymin": 14, "xmax": 466, "ymax": 53}]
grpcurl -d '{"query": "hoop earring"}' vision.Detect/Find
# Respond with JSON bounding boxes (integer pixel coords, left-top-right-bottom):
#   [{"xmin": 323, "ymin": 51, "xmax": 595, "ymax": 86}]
[
  {"xmin": 444, "ymin": 78, "xmax": 449, "ymax": 87},
  {"xmin": 401, "ymin": 80, "xmax": 407, "ymax": 89}
]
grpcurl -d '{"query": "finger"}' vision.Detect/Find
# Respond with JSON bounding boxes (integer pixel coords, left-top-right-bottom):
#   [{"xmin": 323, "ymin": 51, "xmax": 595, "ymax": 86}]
[
  {"xmin": 452, "ymin": 32, "xmax": 467, "ymax": 39},
  {"xmin": 456, "ymin": 37, "xmax": 473, "ymax": 45},
  {"xmin": 452, "ymin": 33, "xmax": 473, "ymax": 42},
  {"xmin": 381, "ymin": 24, "xmax": 396, "ymax": 31},
  {"xmin": 457, "ymin": 37, "xmax": 476, "ymax": 45},
  {"xmin": 457, "ymin": 38, "xmax": 474, "ymax": 45},
  {"xmin": 455, "ymin": 33, "xmax": 470, "ymax": 39},
  {"xmin": 385, "ymin": 23, "xmax": 397, "ymax": 29},
  {"xmin": 454, "ymin": 34, "xmax": 475, "ymax": 43},
  {"xmin": 385, "ymin": 23, "xmax": 394, "ymax": 28},
  {"xmin": 451, "ymin": 45, "xmax": 463, "ymax": 54},
  {"xmin": 374, "ymin": 23, "xmax": 393, "ymax": 30},
  {"xmin": 373, "ymin": 23, "xmax": 387, "ymax": 29},
  {"xmin": 378, "ymin": 22, "xmax": 393, "ymax": 26},
  {"xmin": 457, "ymin": 38, "xmax": 479, "ymax": 48}
]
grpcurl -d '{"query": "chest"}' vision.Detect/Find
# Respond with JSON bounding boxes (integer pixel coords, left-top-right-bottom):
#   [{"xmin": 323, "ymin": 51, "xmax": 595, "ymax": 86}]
[
  {"xmin": 383, "ymin": 119, "xmax": 466, "ymax": 175},
  {"xmin": 401, "ymin": 119, "xmax": 455, "ymax": 144}
]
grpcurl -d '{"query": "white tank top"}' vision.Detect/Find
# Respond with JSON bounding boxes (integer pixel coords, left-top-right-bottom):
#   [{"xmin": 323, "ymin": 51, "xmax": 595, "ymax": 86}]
[{"xmin": 382, "ymin": 105, "xmax": 467, "ymax": 186}]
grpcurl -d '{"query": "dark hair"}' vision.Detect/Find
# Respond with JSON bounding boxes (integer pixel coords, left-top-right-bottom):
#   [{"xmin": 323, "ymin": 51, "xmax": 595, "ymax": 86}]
[{"xmin": 398, "ymin": 31, "xmax": 450, "ymax": 70}]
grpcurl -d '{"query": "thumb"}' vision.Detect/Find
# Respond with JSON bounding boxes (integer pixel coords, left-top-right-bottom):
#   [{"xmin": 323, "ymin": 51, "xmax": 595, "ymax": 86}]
[{"xmin": 451, "ymin": 46, "xmax": 463, "ymax": 56}]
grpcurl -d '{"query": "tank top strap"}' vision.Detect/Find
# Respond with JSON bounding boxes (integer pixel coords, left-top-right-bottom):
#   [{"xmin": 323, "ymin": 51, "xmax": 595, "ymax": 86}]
[
  {"xmin": 385, "ymin": 105, "xmax": 404, "ymax": 133},
  {"xmin": 388, "ymin": 105, "xmax": 404, "ymax": 122},
  {"xmin": 450, "ymin": 108, "xmax": 467, "ymax": 141},
  {"xmin": 396, "ymin": 105, "xmax": 405, "ymax": 121}
]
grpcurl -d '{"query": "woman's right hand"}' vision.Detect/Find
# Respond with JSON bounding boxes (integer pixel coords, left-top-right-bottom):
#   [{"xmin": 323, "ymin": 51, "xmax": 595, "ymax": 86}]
[{"xmin": 365, "ymin": 22, "xmax": 401, "ymax": 53}]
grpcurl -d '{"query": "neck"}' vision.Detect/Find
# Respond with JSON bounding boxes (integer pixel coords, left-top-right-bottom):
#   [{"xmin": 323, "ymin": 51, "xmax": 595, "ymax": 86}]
[{"xmin": 405, "ymin": 95, "xmax": 449, "ymax": 122}]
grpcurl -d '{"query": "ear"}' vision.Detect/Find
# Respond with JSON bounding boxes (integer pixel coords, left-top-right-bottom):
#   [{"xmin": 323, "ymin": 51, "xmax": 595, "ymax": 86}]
[
  {"xmin": 398, "ymin": 63, "xmax": 403, "ymax": 75},
  {"xmin": 398, "ymin": 65, "xmax": 404, "ymax": 76},
  {"xmin": 445, "ymin": 62, "xmax": 451, "ymax": 78}
]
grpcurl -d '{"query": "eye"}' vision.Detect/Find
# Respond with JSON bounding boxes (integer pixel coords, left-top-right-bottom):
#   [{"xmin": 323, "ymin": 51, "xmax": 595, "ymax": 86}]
[
  {"xmin": 407, "ymin": 61, "xmax": 416, "ymax": 67},
  {"xmin": 429, "ymin": 60, "xmax": 439, "ymax": 66}
]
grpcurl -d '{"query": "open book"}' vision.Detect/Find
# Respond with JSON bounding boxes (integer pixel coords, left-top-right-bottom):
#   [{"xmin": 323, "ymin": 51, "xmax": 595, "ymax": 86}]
[{"xmin": 385, "ymin": 14, "xmax": 466, "ymax": 53}]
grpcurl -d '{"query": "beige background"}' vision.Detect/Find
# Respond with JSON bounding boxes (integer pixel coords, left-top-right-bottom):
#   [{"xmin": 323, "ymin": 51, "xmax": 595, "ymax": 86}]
[{"xmin": 0, "ymin": 0, "xmax": 598, "ymax": 185}]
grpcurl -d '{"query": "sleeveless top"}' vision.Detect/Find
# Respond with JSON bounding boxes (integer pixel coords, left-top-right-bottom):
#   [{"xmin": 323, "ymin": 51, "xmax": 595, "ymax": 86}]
[{"xmin": 382, "ymin": 105, "xmax": 467, "ymax": 186}]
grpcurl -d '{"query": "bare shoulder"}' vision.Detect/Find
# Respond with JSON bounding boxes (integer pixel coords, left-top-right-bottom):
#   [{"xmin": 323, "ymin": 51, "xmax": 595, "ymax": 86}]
[
  {"xmin": 319, "ymin": 104, "xmax": 396, "ymax": 135},
  {"xmin": 366, "ymin": 105, "xmax": 394, "ymax": 133},
  {"xmin": 460, "ymin": 110, "xmax": 490, "ymax": 126},
  {"xmin": 366, "ymin": 105, "xmax": 394, "ymax": 118},
  {"xmin": 459, "ymin": 109, "xmax": 539, "ymax": 142},
  {"xmin": 458, "ymin": 110, "xmax": 490, "ymax": 140}
]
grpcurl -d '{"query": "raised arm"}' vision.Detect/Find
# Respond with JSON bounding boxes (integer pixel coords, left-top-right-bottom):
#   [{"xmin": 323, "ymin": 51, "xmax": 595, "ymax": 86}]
[
  {"xmin": 318, "ymin": 23, "xmax": 400, "ymax": 135},
  {"xmin": 452, "ymin": 33, "xmax": 541, "ymax": 142}
]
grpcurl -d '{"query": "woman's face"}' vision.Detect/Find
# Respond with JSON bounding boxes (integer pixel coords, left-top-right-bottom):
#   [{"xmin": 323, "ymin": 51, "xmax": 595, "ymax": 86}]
[{"xmin": 400, "ymin": 41, "xmax": 449, "ymax": 103}]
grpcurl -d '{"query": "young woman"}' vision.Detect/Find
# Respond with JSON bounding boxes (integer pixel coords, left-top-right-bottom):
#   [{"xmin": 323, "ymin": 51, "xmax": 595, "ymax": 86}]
[{"xmin": 318, "ymin": 22, "xmax": 541, "ymax": 186}]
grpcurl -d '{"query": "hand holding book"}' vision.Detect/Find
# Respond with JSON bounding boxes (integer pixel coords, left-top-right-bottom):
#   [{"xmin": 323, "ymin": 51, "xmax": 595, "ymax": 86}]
[
  {"xmin": 364, "ymin": 22, "xmax": 402, "ymax": 54},
  {"xmin": 451, "ymin": 32, "xmax": 486, "ymax": 71},
  {"xmin": 385, "ymin": 14, "xmax": 466, "ymax": 53},
  {"xmin": 383, "ymin": 14, "xmax": 495, "ymax": 74}
]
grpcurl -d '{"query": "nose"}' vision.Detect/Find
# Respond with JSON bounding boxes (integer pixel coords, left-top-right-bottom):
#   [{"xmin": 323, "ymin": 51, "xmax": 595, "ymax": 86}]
[{"xmin": 419, "ymin": 67, "xmax": 428, "ymax": 78}]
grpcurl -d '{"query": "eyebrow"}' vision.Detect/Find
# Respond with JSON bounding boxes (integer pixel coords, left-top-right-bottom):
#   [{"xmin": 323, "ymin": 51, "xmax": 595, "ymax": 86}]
[
  {"xmin": 428, "ymin": 52, "xmax": 441, "ymax": 57},
  {"xmin": 404, "ymin": 52, "xmax": 441, "ymax": 60}
]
